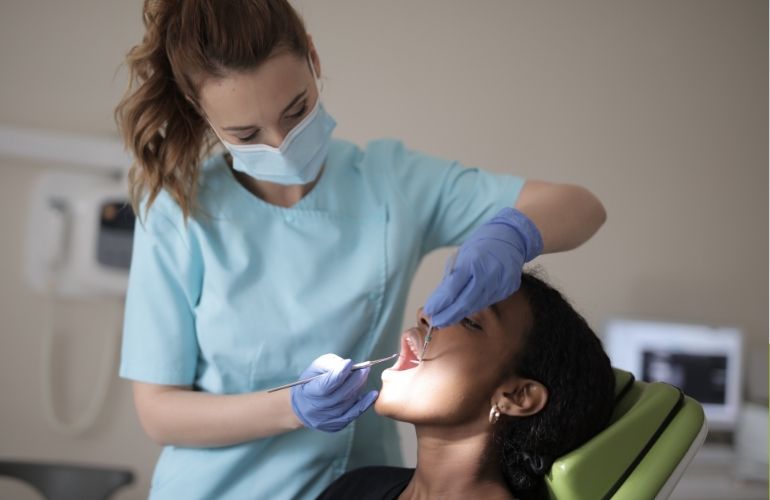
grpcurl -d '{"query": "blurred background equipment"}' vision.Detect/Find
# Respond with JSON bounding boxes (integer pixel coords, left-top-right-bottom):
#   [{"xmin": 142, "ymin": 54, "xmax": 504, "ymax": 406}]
[
  {"xmin": 605, "ymin": 319, "xmax": 767, "ymax": 498},
  {"xmin": 23, "ymin": 171, "xmax": 133, "ymax": 435},
  {"xmin": 0, "ymin": 460, "xmax": 134, "ymax": 500},
  {"xmin": 605, "ymin": 319, "xmax": 743, "ymax": 431},
  {"xmin": 24, "ymin": 171, "xmax": 134, "ymax": 298}
]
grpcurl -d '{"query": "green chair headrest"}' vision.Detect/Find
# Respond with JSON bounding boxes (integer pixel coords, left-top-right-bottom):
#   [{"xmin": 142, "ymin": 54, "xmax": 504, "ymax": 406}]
[{"xmin": 544, "ymin": 368, "xmax": 705, "ymax": 500}]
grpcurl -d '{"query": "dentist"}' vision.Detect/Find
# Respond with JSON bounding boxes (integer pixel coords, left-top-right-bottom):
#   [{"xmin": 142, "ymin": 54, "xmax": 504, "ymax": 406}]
[{"xmin": 116, "ymin": 1, "xmax": 605, "ymax": 499}]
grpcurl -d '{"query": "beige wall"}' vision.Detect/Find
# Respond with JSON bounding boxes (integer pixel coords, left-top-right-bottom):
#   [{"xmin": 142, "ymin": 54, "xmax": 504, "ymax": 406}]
[{"xmin": 0, "ymin": 1, "xmax": 766, "ymax": 498}]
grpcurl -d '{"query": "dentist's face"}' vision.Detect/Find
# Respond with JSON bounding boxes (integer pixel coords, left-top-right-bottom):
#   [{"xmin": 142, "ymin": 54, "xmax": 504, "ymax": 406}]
[
  {"xmin": 198, "ymin": 49, "xmax": 320, "ymax": 148},
  {"xmin": 376, "ymin": 292, "xmax": 532, "ymax": 426}
]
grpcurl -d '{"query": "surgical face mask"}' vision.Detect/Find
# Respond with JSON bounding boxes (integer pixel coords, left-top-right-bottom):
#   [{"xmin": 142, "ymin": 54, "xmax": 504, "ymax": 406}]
[{"xmin": 215, "ymin": 99, "xmax": 336, "ymax": 185}]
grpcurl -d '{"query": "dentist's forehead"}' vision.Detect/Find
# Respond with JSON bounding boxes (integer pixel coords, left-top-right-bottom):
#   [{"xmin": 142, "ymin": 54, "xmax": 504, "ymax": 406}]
[{"xmin": 198, "ymin": 52, "xmax": 311, "ymax": 126}]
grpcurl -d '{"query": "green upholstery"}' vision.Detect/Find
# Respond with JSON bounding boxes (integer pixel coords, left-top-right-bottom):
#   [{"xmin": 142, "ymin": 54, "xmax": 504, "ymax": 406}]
[{"xmin": 544, "ymin": 368, "xmax": 706, "ymax": 500}]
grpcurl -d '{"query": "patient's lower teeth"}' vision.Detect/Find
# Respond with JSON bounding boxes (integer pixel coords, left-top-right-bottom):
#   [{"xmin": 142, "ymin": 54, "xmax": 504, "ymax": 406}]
[{"xmin": 409, "ymin": 360, "xmax": 419, "ymax": 364}]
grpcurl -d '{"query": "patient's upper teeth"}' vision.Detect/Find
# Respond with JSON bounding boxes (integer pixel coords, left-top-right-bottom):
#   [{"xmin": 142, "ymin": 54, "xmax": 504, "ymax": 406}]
[{"xmin": 404, "ymin": 330, "xmax": 423, "ymax": 360}]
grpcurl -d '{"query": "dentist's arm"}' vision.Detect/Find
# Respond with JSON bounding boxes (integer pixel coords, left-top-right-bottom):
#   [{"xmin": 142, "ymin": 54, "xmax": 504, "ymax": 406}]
[
  {"xmin": 514, "ymin": 180, "xmax": 606, "ymax": 254},
  {"xmin": 133, "ymin": 382, "xmax": 302, "ymax": 447},
  {"xmin": 133, "ymin": 354, "xmax": 377, "ymax": 447}
]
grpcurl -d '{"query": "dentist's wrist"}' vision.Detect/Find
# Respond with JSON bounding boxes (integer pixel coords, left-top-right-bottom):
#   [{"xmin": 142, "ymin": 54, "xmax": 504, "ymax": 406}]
[{"xmin": 266, "ymin": 386, "xmax": 304, "ymax": 432}]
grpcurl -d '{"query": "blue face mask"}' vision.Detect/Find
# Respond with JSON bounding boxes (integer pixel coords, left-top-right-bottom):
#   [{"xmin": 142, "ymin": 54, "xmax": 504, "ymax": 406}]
[{"xmin": 216, "ymin": 99, "xmax": 337, "ymax": 185}]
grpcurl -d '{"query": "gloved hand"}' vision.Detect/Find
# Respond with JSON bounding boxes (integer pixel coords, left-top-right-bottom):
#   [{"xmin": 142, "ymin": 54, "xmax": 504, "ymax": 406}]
[
  {"xmin": 290, "ymin": 353, "xmax": 378, "ymax": 432},
  {"xmin": 424, "ymin": 207, "xmax": 543, "ymax": 328}
]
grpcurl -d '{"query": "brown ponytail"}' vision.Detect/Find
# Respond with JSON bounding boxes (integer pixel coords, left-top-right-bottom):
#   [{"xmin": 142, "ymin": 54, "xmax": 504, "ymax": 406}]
[{"xmin": 115, "ymin": 0, "xmax": 309, "ymax": 219}]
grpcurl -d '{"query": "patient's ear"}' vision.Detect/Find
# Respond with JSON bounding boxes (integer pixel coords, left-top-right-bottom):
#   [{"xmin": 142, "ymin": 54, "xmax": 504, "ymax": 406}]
[{"xmin": 493, "ymin": 377, "xmax": 548, "ymax": 417}]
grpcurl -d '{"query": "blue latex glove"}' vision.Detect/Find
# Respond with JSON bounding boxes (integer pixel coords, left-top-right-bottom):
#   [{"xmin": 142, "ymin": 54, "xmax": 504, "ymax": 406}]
[
  {"xmin": 424, "ymin": 207, "xmax": 543, "ymax": 328},
  {"xmin": 290, "ymin": 353, "xmax": 378, "ymax": 432}
]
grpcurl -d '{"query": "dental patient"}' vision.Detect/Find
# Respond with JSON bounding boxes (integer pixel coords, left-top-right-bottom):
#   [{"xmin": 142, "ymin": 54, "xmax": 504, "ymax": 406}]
[{"xmin": 318, "ymin": 272, "xmax": 616, "ymax": 500}]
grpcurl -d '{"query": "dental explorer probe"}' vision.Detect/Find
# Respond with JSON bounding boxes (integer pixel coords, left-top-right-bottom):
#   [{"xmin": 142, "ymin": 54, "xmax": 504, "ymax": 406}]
[
  {"xmin": 418, "ymin": 325, "xmax": 434, "ymax": 363},
  {"xmin": 419, "ymin": 252, "xmax": 454, "ymax": 362},
  {"xmin": 266, "ymin": 353, "xmax": 399, "ymax": 393}
]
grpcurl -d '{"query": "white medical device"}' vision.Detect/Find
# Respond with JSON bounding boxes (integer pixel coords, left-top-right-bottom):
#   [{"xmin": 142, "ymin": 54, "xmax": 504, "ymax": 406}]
[
  {"xmin": 24, "ymin": 171, "xmax": 135, "ymax": 435},
  {"xmin": 24, "ymin": 171, "xmax": 134, "ymax": 297},
  {"xmin": 605, "ymin": 318, "xmax": 743, "ymax": 432}
]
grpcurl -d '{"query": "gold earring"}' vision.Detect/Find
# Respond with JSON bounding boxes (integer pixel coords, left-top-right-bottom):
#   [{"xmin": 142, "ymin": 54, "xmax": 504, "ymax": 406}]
[{"xmin": 489, "ymin": 404, "xmax": 501, "ymax": 424}]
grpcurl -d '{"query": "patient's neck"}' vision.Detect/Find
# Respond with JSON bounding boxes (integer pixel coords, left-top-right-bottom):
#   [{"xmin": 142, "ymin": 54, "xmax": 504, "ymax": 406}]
[{"xmin": 399, "ymin": 423, "xmax": 513, "ymax": 500}]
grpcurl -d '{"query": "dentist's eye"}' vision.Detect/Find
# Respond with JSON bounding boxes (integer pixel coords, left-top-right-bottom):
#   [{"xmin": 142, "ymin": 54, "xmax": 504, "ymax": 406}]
[
  {"xmin": 460, "ymin": 317, "xmax": 483, "ymax": 332},
  {"xmin": 237, "ymin": 131, "xmax": 258, "ymax": 143},
  {"xmin": 286, "ymin": 101, "xmax": 307, "ymax": 120}
]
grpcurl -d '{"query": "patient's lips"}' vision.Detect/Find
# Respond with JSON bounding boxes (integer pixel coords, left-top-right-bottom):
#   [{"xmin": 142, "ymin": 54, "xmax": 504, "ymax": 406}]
[{"xmin": 387, "ymin": 328, "xmax": 422, "ymax": 372}]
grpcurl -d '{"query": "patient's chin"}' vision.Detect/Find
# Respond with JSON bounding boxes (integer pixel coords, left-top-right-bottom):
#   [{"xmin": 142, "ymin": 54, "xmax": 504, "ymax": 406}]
[
  {"xmin": 374, "ymin": 386, "xmax": 438, "ymax": 424},
  {"xmin": 374, "ymin": 387, "xmax": 420, "ymax": 422},
  {"xmin": 374, "ymin": 389, "xmax": 406, "ymax": 419},
  {"xmin": 375, "ymin": 378, "xmax": 491, "ymax": 426}
]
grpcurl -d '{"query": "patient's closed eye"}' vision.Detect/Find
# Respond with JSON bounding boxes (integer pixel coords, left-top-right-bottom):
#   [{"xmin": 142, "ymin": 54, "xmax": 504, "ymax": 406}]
[{"xmin": 461, "ymin": 317, "xmax": 483, "ymax": 332}]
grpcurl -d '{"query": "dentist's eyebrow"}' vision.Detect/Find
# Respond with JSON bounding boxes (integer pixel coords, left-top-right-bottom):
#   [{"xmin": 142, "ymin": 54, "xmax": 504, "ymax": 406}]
[{"xmin": 221, "ymin": 89, "xmax": 308, "ymax": 132}]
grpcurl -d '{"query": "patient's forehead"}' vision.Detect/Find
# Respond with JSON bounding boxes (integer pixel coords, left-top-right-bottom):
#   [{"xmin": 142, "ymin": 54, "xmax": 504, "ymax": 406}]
[{"xmin": 494, "ymin": 290, "xmax": 533, "ymax": 342}]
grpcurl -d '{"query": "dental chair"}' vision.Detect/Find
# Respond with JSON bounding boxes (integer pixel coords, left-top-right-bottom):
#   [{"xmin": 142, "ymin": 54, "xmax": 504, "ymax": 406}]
[
  {"xmin": 545, "ymin": 368, "xmax": 707, "ymax": 500},
  {"xmin": 0, "ymin": 460, "xmax": 134, "ymax": 500}
]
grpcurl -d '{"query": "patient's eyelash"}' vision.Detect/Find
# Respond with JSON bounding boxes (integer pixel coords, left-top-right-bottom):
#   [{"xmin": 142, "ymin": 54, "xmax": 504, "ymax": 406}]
[{"xmin": 461, "ymin": 317, "xmax": 483, "ymax": 332}]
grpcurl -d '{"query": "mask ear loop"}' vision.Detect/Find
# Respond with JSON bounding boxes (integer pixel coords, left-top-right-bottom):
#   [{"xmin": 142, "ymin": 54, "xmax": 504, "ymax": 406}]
[
  {"xmin": 186, "ymin": 94, "xmax": 231, "ymax": 149},
  {"xmin": 205, "ymin": 116, "xmax": 227, "ymax": 146},
  {"xmin": 308, "ymin": 55, "xmax": 324, "ymax": 95},
  {"xmin": 183, "ymin": 94, "xmax": 221, "ymax": 141}
]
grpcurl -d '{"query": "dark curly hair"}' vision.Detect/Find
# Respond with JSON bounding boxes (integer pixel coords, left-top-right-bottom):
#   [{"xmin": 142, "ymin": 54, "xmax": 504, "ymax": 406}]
[{"xmin": 494, "ymin": 271, "xmax": 615, "ymax": 499}]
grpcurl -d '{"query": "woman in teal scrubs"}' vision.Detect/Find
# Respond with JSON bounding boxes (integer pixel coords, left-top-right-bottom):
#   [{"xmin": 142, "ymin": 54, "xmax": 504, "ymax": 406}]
[{"xmin": 115, "ymin": 1, "xmax": 606, "ymax": 499}]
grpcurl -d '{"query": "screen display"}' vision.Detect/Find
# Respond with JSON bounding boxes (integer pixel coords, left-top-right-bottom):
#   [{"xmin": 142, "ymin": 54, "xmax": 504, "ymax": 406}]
[
  {"xmin": 605, "ymin": 318, "xmax": 742, "ymax": 430},
  {"xmin": 97, "ymin": 200, "xmax": 135, "ymax": 270},
  {"xmin": 642, "ymin": 351, "xmax": 727, "ymax": 405}
]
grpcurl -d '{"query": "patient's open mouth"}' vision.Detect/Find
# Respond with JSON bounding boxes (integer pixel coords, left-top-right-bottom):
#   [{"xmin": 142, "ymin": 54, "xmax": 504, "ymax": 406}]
[{"xmin": 388, "ymin": 328, "xmax": 422, "ymax": 371}]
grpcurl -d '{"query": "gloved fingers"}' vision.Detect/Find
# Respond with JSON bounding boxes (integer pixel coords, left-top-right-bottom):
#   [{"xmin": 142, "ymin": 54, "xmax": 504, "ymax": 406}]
[
  {"xmin": 315, "ymin": 357, "xmax": 354, "ymax": 394},
  {"xmin": 328, "ymin": 367, "xmax": 370, "ymax": 404},
  {"xmin": 430, "ymin": 271, "xmax": 488, "ymax": 328},
  {"xmin": 300, "ymin": 356, "xmax": 353, "ymax": 397},
  {"xmin": 442, "ymin": 250, "xmax": 459, "ymax": 275},
  {"xmin": 424, "ymin": 264, "xmax": 472, "ymax": 320},
  {"xmin": 303, "ymin": 389, "xmax": 379, "ymax": 433},
  {"xmin": 325, "ymin": 390, "xmax": 379, "ymax": 431},
  {"xmin": 309, "ymin": 353, "xmax": 348, "ymax": 374},
  {"xmin": 425, "ymin": 246, "xmax": 486, "ymax": 314},
  {"xmin": 318, "ymin": 367, "xmax": 369, "ymax": 408},
  {"xmin": 446, "ymin": 253, "xmax": 518, "ymax": 321},
  {"xmin": 350, "ymin": 389, "xmax": 379, "ymax": 416}
]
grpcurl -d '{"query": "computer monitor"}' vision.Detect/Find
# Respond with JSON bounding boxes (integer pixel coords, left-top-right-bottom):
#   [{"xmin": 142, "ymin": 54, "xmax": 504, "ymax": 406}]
[{"xmin": 605, "ymin": 319, "xmax": 743, "ymax": 432}]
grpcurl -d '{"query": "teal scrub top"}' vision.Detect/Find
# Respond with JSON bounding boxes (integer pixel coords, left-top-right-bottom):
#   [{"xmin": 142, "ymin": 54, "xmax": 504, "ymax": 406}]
[{"xmin": 120, "ymin": 138, "xmax": 525, "ymax": 499}]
